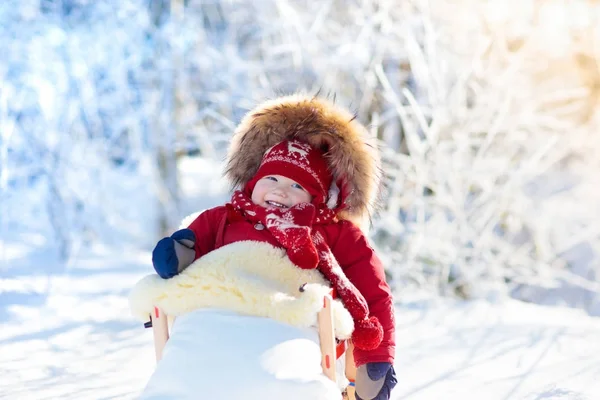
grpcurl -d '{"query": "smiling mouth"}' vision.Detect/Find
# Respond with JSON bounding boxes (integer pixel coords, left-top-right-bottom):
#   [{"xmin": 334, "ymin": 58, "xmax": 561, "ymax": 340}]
[{"xmin": 265, "ymin": 200, "xmax": 288, "ymax": 209}]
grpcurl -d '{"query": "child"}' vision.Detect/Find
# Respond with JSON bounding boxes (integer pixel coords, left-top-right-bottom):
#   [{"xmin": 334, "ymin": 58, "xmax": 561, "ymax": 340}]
[{"xmin": 152, "ymin": 95, "xmax": 397, "ymax": 400}]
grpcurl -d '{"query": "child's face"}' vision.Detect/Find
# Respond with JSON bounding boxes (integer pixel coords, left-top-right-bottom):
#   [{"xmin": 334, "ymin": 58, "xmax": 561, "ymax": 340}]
[{"xmin": 251, "ymin": 175, "xmax": 313, "ymax": 209}]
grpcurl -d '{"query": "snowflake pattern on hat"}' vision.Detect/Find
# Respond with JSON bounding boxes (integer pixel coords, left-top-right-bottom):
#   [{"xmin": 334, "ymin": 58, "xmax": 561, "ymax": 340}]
[{"xmin": 253, "ymin": 140, "xmax": 332, "ymax": 201}]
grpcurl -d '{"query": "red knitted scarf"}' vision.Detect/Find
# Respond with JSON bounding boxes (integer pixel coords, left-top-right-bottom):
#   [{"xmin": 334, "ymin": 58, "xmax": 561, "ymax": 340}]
[{"xmin": 230, "ymin": 190, "xmax": 383, "ymax": 351}]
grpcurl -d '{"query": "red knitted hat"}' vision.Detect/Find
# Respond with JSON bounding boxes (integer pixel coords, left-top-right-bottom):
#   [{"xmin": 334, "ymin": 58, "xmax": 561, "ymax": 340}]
[{"xmin": 246, "ymin": 140, "xmax": 333, "ymax": 205}]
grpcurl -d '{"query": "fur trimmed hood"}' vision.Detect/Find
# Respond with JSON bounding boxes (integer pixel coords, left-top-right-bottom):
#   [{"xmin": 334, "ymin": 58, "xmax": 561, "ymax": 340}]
[{"xmin": 224, "ymin": 94, "xmax": 381, "ymax": 226}]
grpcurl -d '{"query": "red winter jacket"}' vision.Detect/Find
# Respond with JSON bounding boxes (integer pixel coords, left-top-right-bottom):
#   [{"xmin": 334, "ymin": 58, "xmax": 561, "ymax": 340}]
[{"xmin": 186, "ymin": 205, "xmax": 395, "ymax": 367}]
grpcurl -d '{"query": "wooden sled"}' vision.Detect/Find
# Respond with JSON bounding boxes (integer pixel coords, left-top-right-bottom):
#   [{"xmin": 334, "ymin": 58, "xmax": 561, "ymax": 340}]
[{"xmin": 144, "ymin": 292, "xmax": 357, "ymax": 399}]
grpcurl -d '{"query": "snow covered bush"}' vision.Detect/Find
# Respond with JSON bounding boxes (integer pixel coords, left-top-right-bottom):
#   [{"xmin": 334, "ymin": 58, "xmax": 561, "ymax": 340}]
[
  {"xmin": 371, "ymin": 0, "xmax": 600, "ymax": 309},
  {"xmin": 1, "ymin": 1, "xmax": 181, "ymax": 256},
  {"xmin": 2, "ymin": 0, "xmax": 598, "ymax": 311}
]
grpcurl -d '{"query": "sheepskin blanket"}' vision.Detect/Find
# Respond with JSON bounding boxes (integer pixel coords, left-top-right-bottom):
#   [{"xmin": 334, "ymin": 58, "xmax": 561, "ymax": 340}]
[{"xmin": 129, "ymin": 241, "xmax": 354, "ymax": 340}]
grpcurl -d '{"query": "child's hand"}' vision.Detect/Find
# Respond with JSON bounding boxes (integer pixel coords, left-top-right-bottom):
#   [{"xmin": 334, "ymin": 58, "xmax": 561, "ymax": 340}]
[
  {"xmin": 355, "ymin": 362, "xmax": 397, "ymax": 400},
  {"xmin": 152, "ymin": 229, "xmax": 196, "ymax": 279}
]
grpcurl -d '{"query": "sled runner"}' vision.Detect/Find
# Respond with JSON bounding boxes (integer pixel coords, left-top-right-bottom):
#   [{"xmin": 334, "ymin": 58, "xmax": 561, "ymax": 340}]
[{"xmin": 144, "ymin": 291, "xmax": 357, "ymax": 399}]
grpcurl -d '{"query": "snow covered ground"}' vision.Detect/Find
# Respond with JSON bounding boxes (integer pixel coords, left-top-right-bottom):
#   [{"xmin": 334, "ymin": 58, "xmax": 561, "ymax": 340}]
[
  {"xmin": 2, "ymin": 238, "xmax": 600, "ymax": 399},
  {"xmin": 2, "ymin": 158, "xmax": 599, "ymax": 399},
  {"xmin": 395, "ymin": 298, "xmax": 600, "ymax": 400}
]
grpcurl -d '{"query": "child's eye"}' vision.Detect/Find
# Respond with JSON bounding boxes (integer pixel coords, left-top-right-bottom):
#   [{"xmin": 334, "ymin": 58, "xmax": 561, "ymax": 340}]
[
  {"xmin": 292, "ymin": 183, "xmax": 305, "ymax": 190},
  {"xmin": 265, "ymin": 176, "xmax": 277, "ymax": 182}
]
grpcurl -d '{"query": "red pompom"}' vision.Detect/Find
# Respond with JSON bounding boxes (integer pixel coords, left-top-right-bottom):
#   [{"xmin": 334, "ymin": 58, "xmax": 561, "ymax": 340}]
[{"xmin": 351, "ymin": 316, "xmax": 384, "ymax": 351}]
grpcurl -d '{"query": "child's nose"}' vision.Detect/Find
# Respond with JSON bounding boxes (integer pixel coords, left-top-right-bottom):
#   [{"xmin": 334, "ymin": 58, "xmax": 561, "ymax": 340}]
[{"xmin": 272, "ymin": 185, "xmax": 288, "ymax": 197}]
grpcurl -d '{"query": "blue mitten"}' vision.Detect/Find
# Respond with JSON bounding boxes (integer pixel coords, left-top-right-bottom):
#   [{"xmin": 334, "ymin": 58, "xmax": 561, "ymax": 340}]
[
  {"xmin": 355, "ymin": 362, "xmax": 397, "ymax": 400},
  {"xmin": 152, "ymin": 229, "xmax": 196, "ymax": 279}
]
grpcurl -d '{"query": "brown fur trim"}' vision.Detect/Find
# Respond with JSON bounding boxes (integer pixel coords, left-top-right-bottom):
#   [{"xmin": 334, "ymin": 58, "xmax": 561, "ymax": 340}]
[{"xmin": 224, "ymin": 94, "xmax": 381, "ymax": 225}]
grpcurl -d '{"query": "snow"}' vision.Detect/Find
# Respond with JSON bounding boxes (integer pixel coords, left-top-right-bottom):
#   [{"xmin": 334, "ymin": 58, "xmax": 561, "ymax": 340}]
[
  {"xmin": 0, "ymin": 245, "xmax": 154, "ymax": 400},
  {"xmin": 2, "ymin": 142, "xmax": 599, "ymax": 400},
  {"xmin": 1, "ymin": 153, "xmax": 598, "ymax": 400},
  {"xmin": 3, "ymin": 240, "xmax": 600, "ymax": 400},
  {"xmin": 395, "ymin": 298, "xmax": 600, "ymax": 399},
  {"xmin": 2, "ymin": 2, "xmax": 600, "ymax": 397},
  {"xmin": 140, "ymin": 309, "xmax": 341, "ymax": 399}
]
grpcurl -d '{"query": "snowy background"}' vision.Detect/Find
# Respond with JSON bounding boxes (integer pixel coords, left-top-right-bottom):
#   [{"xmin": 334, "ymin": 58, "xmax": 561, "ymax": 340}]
[{"xmin": 1, "ymin": 0, "xmax": 599, "ymax": 399}]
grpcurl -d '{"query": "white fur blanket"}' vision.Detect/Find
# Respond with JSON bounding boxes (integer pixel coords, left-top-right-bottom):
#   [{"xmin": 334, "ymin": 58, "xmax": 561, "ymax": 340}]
[{"xmin": 129, "ymin": 241, "xmax": 354, "ymax": 340}]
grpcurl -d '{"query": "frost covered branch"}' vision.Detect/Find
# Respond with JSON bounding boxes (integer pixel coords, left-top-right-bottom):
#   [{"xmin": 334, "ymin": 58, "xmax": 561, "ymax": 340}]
[{"xmin": 2, "ymin": 0, "xmax": 598, "ymax": 311}]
